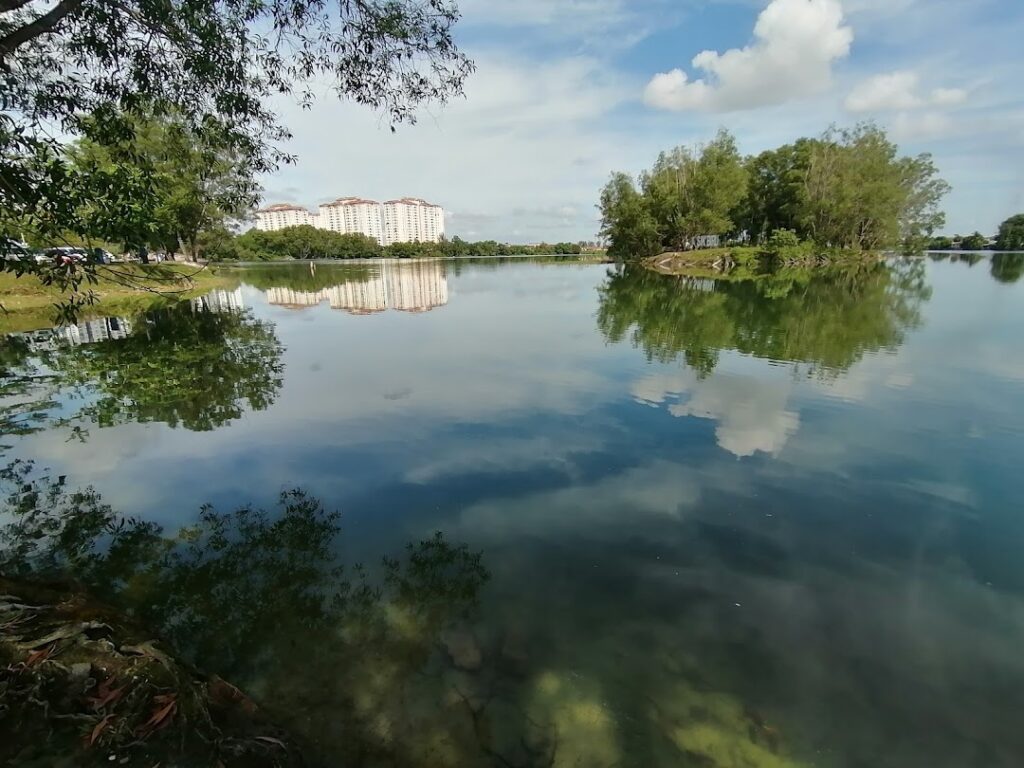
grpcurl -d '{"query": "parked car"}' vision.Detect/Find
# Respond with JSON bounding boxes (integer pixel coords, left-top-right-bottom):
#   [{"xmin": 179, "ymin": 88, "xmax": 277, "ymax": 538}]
[
  {"xmin": 1, "ymin": 237, "xmax": 31, "ymax": 261},
  {"xmin": 87, "ymin": 248, "xmax": 116, "ymax": 264},
  {"xmin": 42, "ymin": 246, "xmax": 89, "ymax": 265}
]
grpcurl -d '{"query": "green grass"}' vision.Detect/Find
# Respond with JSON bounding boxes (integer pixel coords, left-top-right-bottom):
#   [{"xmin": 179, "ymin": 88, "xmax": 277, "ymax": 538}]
[{"xmin": 0, "ymin": 264, "xmax": 236, "ymax": 333}]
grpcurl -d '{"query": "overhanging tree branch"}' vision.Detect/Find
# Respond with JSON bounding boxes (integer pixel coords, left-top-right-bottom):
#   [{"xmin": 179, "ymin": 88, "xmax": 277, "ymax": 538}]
[
  {"xmin": 0, "ymin": 0, "xmax": 35, "ymax": 13},
  {"xmin": 0, "ymin": 0, "xmax": 84, "ymax": 58}
]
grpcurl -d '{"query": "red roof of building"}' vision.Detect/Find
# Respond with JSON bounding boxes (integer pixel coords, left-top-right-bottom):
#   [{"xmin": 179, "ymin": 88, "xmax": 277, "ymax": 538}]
[
  {"xmin": 257, "ymin": 203, "xmax": 310, "ymax": 213},
  {"xmin": 384, "ymin": 198, "xmax": 441, "ymax": 208},
  {"xmin": 321, "ymin": 197, "xmax": 379, "ymax": 207}
]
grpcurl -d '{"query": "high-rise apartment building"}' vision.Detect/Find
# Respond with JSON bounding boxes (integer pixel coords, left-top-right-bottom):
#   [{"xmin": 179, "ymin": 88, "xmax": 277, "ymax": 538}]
[
  {"xmin": 382, "ymin": 198, "xmax": 445, "ymax": 245},
  {"xmin": 254, "ymin": 197, "xmax": 445, "ymax": 245},
  {"xmin": 317, "ymin": 198, "xmax": 384, "ymax": 243},
  {"xmin": 254, "ymin": 203, "xmax": 316, "ymax": 231}
]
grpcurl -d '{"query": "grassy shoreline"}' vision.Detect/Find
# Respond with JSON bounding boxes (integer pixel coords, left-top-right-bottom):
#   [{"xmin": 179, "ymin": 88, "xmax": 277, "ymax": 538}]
[{"xmin": 0, "ymin": 264, "xmax": 235, "ymax": 333}]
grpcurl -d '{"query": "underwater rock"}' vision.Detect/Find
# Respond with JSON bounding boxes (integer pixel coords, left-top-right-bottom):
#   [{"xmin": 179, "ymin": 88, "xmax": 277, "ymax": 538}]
[
  {"xmin": 526, "ymin": 669, "xmax": 622, "ymax": 768},
  {"xmin": 443, "ymin": 668, "xmax": 489, "ymax": 712},
  {"xmin": 522, "ymin": 717, "xmax": 557, "ymax": 758},
  {"xmin": 441, "ymin": 627, "xmax": 482, "ymax": 671},
  {"xmin": 651, "ymin": 680, "xmax": 804, "ymax": 768},
  {"xmin": 498, "ymin": 628, "xmax": 531, "ymax": 678}
]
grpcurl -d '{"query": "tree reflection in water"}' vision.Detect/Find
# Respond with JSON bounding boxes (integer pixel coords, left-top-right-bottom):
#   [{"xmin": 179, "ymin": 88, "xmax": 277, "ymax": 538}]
[
  {"xmin": 0, "ymin": 335, "xmax": 60, "ymax": 443},
  {"xmin": 53, "ymin": 302, "xmax": 284, "ymax": 431},
  {"xmin": 0, "ymin": 460, "xmax": 826, "ymax": 768},
  {"xmin": 0, "ymin": 300, "xmax": 284, "ymax": 438},
  {"xmin": 990, "ymin": 252, "xmax": 1024, "ymax": 284},
  {"xmin": 0, "ymin": 461, "xmax": 495, "ymax": 767},
  {"xmin": 597, "ymin": 259, "xmax": 932, "ymax": 378}
]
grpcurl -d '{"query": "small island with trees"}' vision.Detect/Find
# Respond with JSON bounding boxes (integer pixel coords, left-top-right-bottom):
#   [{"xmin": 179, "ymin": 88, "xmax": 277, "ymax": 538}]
[{"xmin": 598, "ymin": 123, "xmax": 1022, "ymax": 276}]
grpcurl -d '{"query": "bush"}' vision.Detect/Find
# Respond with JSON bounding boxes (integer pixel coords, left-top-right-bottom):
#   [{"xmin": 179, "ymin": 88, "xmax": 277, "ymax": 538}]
[{"xmin": 760, "ymin": 229, "xmax": 814, "ymax": 261}]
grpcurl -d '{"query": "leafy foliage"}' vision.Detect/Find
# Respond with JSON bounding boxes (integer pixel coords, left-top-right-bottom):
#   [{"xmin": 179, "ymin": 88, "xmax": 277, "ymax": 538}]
[
  {"xmin": 1, "ymin": 0, "xmax": 472, "ymax": 234},
  {"xmin": 641, "ymin": 129, "xmax": 748, "ymax": 251},
  {"xmin": 204, "ymin": 226, "xmax": 588, "ymax": 261},
  {"xmin": 598, "ymin": 172, "xmax": 663, "ymax": 261},
  {"xmin": 601, "ymin": 124, "xmax": 951, "ymax": 260},
  {"xmin": 1, "ymin": 0, "xmax": 472, "ymax": 319},
  {"xmin": 927, "ymin": 236, "xmax": 954, "ymax": 250},
  {"xmin": 995, "ymin": 214, "xmax": 1024, "ymax": 251},
  {"xmin": 600, "ymin": 131, "xmax": 746, "ymax": 259},
  {"xmin": 959, "ymin": 232, "xmax": 989, "ymax": 251},
  {"xmin": 230, "ymin": 226, "xmax": 384, "ymax": 260},
  {"xmin": 66, "ymin": 116, "xmax": 253, "ymax": 258}
]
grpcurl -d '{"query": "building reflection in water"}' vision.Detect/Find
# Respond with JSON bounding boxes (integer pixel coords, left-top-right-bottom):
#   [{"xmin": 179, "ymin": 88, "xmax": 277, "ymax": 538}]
[
  {"xmin": 15, "ymin": 316, "xmax": 133, "ymax": 351},
  {"xmin": 9, "ymin": 288, "xmax": 246, "ymax": 353},
  {"xmin": 191, "ymin": 287, "xmax": 245, "ymax": 314},
  {"xmin": 265, "ymin": 260, "xmax": 448, "ymax": 314}
]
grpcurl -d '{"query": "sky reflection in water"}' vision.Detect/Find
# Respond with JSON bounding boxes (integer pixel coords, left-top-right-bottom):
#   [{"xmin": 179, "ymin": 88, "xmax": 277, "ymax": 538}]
[{"xmin": 3, "ymin": 255, "xmax": 1024, "ymax": 767}]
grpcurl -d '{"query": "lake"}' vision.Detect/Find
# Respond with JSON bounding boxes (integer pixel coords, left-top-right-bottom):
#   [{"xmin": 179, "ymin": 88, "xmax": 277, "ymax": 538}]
[{"xmin": 2, "ymin": 253, "xmax": 1024, "ymax": 767}]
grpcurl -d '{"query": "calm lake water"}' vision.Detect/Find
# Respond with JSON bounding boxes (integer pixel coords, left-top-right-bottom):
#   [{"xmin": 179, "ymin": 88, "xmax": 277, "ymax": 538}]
[{"xmin": 2, "ymin": 253, "xmax": 1024, "ymax": 767}]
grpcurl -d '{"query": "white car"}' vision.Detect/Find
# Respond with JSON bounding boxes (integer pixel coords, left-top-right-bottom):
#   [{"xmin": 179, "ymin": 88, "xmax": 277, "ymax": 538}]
[{"xmin": 1, "ymin": 237, "xmax": 31, "ymax": 261}]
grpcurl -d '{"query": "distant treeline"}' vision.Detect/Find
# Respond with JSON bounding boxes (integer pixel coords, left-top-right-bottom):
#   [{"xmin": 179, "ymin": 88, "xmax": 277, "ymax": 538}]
[
  {"xmin": 599, "ymin": 123, "xmax": 952, "ymax": 260},
  {"xmin": 200, "ymin": 225, "xmax": 589, "ymax": 261},
  {"xmin": 927, "ymin": 214, "xmax": 1024, "ymax": 251}
]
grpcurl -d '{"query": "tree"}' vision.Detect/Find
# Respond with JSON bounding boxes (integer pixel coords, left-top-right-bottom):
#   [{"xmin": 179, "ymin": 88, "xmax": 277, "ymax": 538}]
[
  {"xmin": 600, "ymin": 123, "xmax": 949, "ymax": 259},
  {"xmin": 67, "ymin": 116, "xmax": 252, "ymax": 258},
  {"xmin": 639, "ymin": 130, "xmax": 747, "ymax": 250},
  {"xmin": 233, "ymin": 226, "xmax": 382, "ymax": 260},
  {"xmin": 801, "ymin": 124, "xmax": 933, "ymax": 250},
  {"xmin": 1, "ymin": 0, "xmax": 472, "ymax": 310},
  {"xmin": 737, "ymin": 139, "xmax": 815, "ymax": 243},
  {"xmin": 996, "ymin": 214, "xmax": 1024, "ymax": 251},
  {"xmin": 960, "ymin": 232, "xmax": 989, "ymax": 251},
  {"xmin": 599, "ymin": 172, "xmax": 660, "ymax": 260},
  {"xmin": 897, "ymin": 152, "xmax": 950, "ymax": 250}
]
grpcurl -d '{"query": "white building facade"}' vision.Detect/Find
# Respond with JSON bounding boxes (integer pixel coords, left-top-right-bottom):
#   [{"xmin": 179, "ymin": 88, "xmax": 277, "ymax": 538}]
[
  {"xmin": 255, "ymin": 197, "xmax": 444, "ymax": 245},
  {"xmin": 254, "ymin": 203, "xmax": 317, "ymax": 231},
  {"xmin": 382, "ymin": 198, "xmax": 445, "ymax": 245},
  {"xmin": 317, "ymin": 198, "xmax": 384, "ymax": 243}
]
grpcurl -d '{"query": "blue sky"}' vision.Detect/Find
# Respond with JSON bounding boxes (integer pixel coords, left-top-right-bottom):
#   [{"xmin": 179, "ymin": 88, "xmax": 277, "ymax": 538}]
[{"xmin": 263, "ymin": 0, "xmax": 1024, "ymax": 242}]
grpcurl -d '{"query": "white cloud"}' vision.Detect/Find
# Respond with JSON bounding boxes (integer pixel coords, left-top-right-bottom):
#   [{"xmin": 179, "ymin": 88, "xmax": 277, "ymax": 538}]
[
  {"xmin": 643, "ymin": 0, "xmax": 853, "ymax": 113},
  {"xmin": 931, "ymin": 87, "xmax": 969, "ymax": 108},
  {"xmin": 461, "ymin": 0, "xmax": 632, "ymax": 33},
  {"xmin": 249, "ymin": 0, "xmax": 1021, "ymax": 239},
  {"xmin": 263, "ymin": 52, "xmax": 632, "ymax": 241},
  {"xmin": 845, "ymin": 70, "xmax": 967, "ymax": 112},
  {"xmin": 890, "ymin": 110, "xmax": 956, "ymax": 141},
  {"xmin": 452, "ymin": 460, "xmax": 705, "ymax": 542},
  {"xmin": 633, "ymin": 369, "xmax": 800, "ymax": 458},
  {"xmin": 844, "ymin": 71, "xmax": 923, "ymax": 111},
  {"xmin": 458, "ymin": 0, "xmax": 669, "ymax": 51}
]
